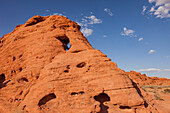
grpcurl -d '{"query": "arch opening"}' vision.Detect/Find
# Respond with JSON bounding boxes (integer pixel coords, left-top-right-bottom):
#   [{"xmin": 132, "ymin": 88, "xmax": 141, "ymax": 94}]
[{"xmin": 57, "ymin": 36, "xmax": 71, "ymax": 51}]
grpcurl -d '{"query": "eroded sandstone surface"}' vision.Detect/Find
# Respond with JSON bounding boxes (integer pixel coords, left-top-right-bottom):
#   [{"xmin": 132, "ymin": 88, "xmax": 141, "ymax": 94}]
[{"xmin": 0, "ymin": 15, "xmax": 170, "ymax": 113}]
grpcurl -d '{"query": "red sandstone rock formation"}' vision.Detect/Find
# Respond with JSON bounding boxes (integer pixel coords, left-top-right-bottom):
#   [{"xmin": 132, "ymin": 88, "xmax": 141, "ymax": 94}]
[
  {"xmin": 0, "ymin": 15, "xmax": 170, "ymax": 113},
  {"xmin": 126, "ymin": 71, "xmax": 170, "ymax": 86}
]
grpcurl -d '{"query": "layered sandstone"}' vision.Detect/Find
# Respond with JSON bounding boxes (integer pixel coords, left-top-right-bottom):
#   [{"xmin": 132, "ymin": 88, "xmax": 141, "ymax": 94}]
[{"xmin": 0, "ymin": 15, "xmax": 170, "ymax": 113}]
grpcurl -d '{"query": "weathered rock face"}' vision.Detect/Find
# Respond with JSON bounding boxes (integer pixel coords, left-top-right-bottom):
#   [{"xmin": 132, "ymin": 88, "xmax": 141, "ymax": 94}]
[
  {"xmin": 0, "ymin": 15, "xmax": 170, "ymax": 113},
  {"xmin": 126, "ymin": 71, "xmax": 170, "ymax": 86}
]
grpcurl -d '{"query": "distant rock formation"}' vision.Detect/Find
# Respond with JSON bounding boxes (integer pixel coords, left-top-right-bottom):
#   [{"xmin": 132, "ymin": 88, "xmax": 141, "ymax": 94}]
[{"xmin": 0, "ymin": 15, "xmax": 169, "ymax": 113}]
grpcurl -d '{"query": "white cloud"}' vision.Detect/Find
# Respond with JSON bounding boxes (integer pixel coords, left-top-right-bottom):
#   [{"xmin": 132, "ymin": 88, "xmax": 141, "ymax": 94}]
[
  {"xmin": 149, "ymin": 0, "xmax": 170, "ymax": 6},
  {"xmin": 104, "ymin": 8, "xmax": 113, "ymax": 16},
  {"xmin": 139, "ymin": 68, "xmax": 161, "ymax": 72},
  {"xmin": 121, "ymin": 27, "xmax": 137, "ymax": 37},
  {"xmin": 138, "ymin": 38, "xmax": 143, "ymax": 41},
  {"xmin": 142, "ymin": 6, "xmax": 147, "ymax": 15},
  {"xmin": 78, "ymin": 15, "xmax": 102, "ymax": 27},
  {"xmin": 138, "ymin": 68, "xmax": 170, "ymax": 72},
  {"xmin": 77, "ymin": 14, "xmax": 102, "ymax": 37},
  {"xmin": 148, "ymin": 0, "xmax": 170, "ymax": 18},
  {"xmin": 81, "ymin": 28, "xmax": 93, "ymax": 37},
  {"xmin": 85, "ymin": 15, "xmax": 102, "ymax": 24},
  {"xmin": 103, "ymin": 35, "xmax": 107, "ymax": 38},
  {"xmin": 52, "ymin": 13, "xmax": 66, "ymax": 17},
  {"xmin": 148, "ymin": 49, "xmax": 155, "ymax": 54}
]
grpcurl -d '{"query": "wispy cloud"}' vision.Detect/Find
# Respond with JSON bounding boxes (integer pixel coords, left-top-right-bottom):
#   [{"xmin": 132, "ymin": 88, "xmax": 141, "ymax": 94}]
[
  {"xmin": 81, "ymin": 28, "xmax": 93, "ymax": 37},
  {"xmin": 84, "ymin": 15, "xmax": 102, "ymax": 25},
  {"xmin": 46, "ymin": 9, "xmax": 50, "ymax": 12},
  {"xmin": 138, "ymin": 37, "xmax": 143, "ymax": 41},
  {"xmin": 165, "ymin": 56, "xmax": 170, "ymax": 58},
  {"xmin": 51, "ymin": 12, "xmax": 68, "ymax": 17},
  {"xmin": 121, "ymin": 27, "xmax": 137, "ymax": 37},
  {"xmin": 104, "ymin": 8, "xmax": 113, "ymax": 16},
  {"xmin": 77, "ymin": 14, "xmax": 102, "ymax": 37},
  {"xmin": 103, "ymin": 35, "xmax": 107, "ymax": 38},
  {"xmin": 142, "ymin": 6, "xmax": 147, "ymax": 15},
  {"xmin": 138, "ymin": 68, "xmax": 170, "ymax": 72},
  {"xmin": 145, "ymin": 0, "xmax": 170, "ymax": 18}
]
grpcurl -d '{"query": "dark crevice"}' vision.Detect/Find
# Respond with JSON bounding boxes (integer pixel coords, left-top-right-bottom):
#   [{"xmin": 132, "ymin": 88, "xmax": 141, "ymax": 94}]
[
  {"xmin": 36, "ymin": 76, "xmax": 39, "ymax": 79},
  {"xmin": 71, "ymin": 91, "xmax": 85, "ymax": 95},
  {"xmin": 19, "ymin": 91, "xmax": 23, "ymax": 95},
  {"xmin": 76, "ymin": 62, "xmax": 86, "ymax": 68},
  {"xmin": 38, "ymin": 93, "xmax": 56, "ymax": 108},
  {"xmin": 22, "ymin": 105, "xmax": 26, "ymax": 110},
  {"xmin": 71, "ymin": 50, "xmax": 82, "ymax": 53},
  {"xmin": 18, "ymin": 77, "xmax": 29, "ymax": 83},
  {"xmin": 19, "ymin": 67, "xmax": 23, "ymax": 72},
  {"xmin": 94, "ymin": 93, "xmax": 110, "ymax": 113},
  {"xmin": 119, "ymin": 106, "xmax": 131, "ymax": 109},
  {"xmin": 64, "ymin": 70, "xmax": 69, "ymax": 73},
  {"xmin": 0, "ymin": 73, "xmax": 5, "ymax": 89},
  {"xmin": 13, "ymin": 56, "xmax": 16, "ymax": 61},
  {"xmin": 19, "ymin": 54, "xmax": 23, "ymax": 58},
  {"xmin": 4, "ymin": 80, "xmax": 11, "ymax": 84},
  {"xmin": 0, "ymin": 73, "xmax": 5, "ymax": 83},
  {"xmin": 66, "ymin": 65, "xmax": 70, "ymax": 69},
  {"xmin": 131, "ymin": 81, "xmax": 148, "ymax": 108}
]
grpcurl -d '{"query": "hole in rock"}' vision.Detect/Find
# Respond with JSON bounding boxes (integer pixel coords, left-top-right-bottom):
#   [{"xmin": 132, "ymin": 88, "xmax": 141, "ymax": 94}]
[
  {"xmin": 73, "ymin": 24, "xmax": 76, "ymax": 28},
  {"xmin": 36, "ymin": 76, "xmax": 39, "ymax": 79},
  {"xmin": 57, "ymin": 36, "xmax": 71, "ymax": 51},
  {"xmin": 0, "ymin": 40, "xmax": 4, "ymax": 43},
  {"xmin": 64, "ymin": 70, "xmax": 69, "ymax": 73},
  {"xmin": 71, "ymin": 92, "xmax": 78, "ymax": 95},
  {"xmin": 13, "ymin": 56, "xmax": 16, "ymax": 61},
  {"xmin": 18, "ymin": 77, "xmax": 29, "ymax": 83},
  {"xmin": 79, "ymin": 91, "xmax": 85, "ymax": 94},
  {"xmin": 119, "ymin": 106, "xmax": 131, "ymax": 109},
  {"xmin": 76, "ymin": 62, "xmax": 86, "ymax": 68},
  {"xmin": 0, "ymin": 73, "xmax": 5, "ymax": 83},
  {"xmin": 71, "ymin": 91, "xmax": 85, "ymax": 96},
  {"xmin": 38, "ymin": 93, "xmax": 56, "ymax": 107},
  {"xmin": 19, "ymin": 67, "xmax": 23, "ymax": 72},
  {"xmin": 94, "ymin": 93, "xmax": 110, "ymax": 113},
  {"xmin": 67, "ymin": 42, "xmax": 71, "ymax": 51}
]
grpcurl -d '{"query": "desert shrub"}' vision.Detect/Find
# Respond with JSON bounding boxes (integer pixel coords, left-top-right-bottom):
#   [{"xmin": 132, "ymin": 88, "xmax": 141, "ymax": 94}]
[
  {"xmin": 162, "ymin": 89, "xmax": 170, "ymax": 94},
  {"xmin": 154, "ymin": 95, "xmax": 164, "ymax": 101}
]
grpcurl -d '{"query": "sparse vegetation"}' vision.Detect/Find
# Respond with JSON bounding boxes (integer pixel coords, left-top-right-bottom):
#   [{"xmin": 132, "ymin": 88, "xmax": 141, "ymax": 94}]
[
  {"xmin": 162, "ymin": 89, "xmax": 170, "ymax": 94},
  {"xmin": 141, "ymin": 85, "xmax": 170, "ymax": 96},
  {"xmin": 154, "ymin": 95, "xmax": 164, "ymax": 101}
]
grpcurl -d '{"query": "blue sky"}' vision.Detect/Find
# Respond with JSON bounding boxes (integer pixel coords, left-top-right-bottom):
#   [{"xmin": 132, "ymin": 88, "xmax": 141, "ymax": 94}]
[{"xmin": 0, "ymin": 0, "xmax": 170, "ymax": 78}]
